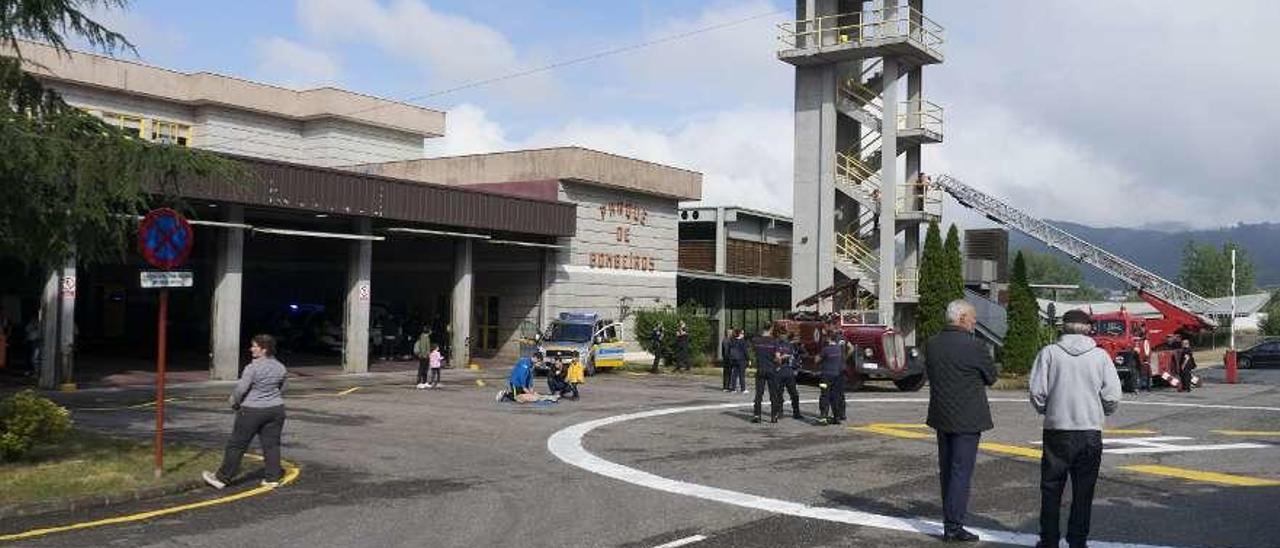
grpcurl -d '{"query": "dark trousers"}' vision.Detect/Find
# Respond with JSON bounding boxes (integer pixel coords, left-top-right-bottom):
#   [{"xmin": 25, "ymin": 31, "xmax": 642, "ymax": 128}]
[
  {"xmin": 729, "ymin": 361, "xmax": 747, "ymax": 392},
  {"xmin": 548, "ymin": 375, "xmax": 568, "ymax": 394},
  {"xmin": 676, "ymin": 347, "xmax": 690, "ymax": 371},
  {"xmin": 417, "ymin": 358, "xmax": 430, "ymax": 384},
  {"xmin": 1137, "ymin": 363, "xmax": 1151, "ymax": 391},
  {"xmin": 778, "ymin": 372, "xmax": 801, "ymax": 417},
  {"xmin": 819, "ymin": 375, "xmax": 846, "ymax": 421},
  {"xmin": 1179, "ymin": 362, "xmax": 1194, "ymax": 391},
  {"xmin": 217, "ymin": 405, "xmax": 286, "ymax": 483},
  {"xmin": 650, "ymin": 350, "xmax": 661, "ymax": 373},
  {"xmin": 722, "ymin": 361, "xmax": 732, "ymax": 390},
  {"xmin": 752, "ymin": 373, "xmax": 781, "ymax": 418},
  {"xmin": 429, "ymin": 367, "xmax": 440, "ymax": 385},
  {"xmin": 1039, "ymin": 430, "xmax": 1103, "ymax": 547},
  {"xmin": 936, "ymin": 431, "xmax": 981, "ymax": 533}
]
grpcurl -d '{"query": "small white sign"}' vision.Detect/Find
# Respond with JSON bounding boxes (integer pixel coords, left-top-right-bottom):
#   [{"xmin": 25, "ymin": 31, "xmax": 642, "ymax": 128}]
[
  {"xmin": 863, "ymin": 362, "xmax": 879, "ymax": 369},
  {"xmin": 141, "ymin": 271, "xmax": 193, "ymax": 288}
]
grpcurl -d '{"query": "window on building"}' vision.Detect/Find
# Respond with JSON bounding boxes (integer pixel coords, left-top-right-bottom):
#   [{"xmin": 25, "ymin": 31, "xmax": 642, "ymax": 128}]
[
  {"xmin": 101, "ymin": 112, "xmax": 144, "ymax": 138},
  {"xmin": 96, "ymin": 111, "xmax": 191, "ymax": 146},
  {"xmin": 151, "ymin": 120, "xmax": 190, "ymax": 146}
]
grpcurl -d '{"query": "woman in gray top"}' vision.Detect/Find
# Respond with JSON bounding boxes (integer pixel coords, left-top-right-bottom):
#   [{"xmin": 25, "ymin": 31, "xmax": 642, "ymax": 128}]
[{"xmin": 203, "ymin": 334, "xmax": 288, "ymax": 489}]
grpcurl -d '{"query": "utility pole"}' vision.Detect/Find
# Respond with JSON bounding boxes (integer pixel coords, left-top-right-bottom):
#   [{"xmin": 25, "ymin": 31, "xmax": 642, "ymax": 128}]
[{"xmin": 1230, "ymin": 248, "xmax": 1237, "ymax": 351}]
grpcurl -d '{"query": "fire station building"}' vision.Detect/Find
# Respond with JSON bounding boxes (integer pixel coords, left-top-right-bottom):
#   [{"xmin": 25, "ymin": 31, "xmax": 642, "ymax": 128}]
[{"xmin": 5, "ymin": 42, "xmax": 700, "ymax": 388}]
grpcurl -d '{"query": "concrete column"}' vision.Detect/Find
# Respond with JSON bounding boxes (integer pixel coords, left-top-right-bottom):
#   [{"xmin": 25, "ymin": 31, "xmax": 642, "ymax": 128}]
[
  {"xmin": 343, "ymin": 218, "xmax": 372, "ymax": 374},
  {"xmin": 451, "ymin": 239, "xmax": 474, "ymax": 368},
  {"xmin": 209, "ymin": 205, "xmax": 244, "ymax": 380},
  {"xmin": 714, "ymin": 207, "xmax": 727, "ymax": 275},
  {"xmin": 877, "ymin": 58, "xmax": 900, "ymax": 322},
  {"xmin": 57, "ymin": 254, "xmax": 76, "ymax": 387},
  {"xmin": 792, "ymin": 64, "xmax": 839, "ymax": 310},
  {"xmin": 538, "ymin": 247, "xmax": 549, "ymax": 330},
  {"xmin": 715, "ymin": 283, "xmax": 727, "ymax": 360},
  {"xmin": 38, "ymin": 269, "xmax": 58, "ymax": 389}
]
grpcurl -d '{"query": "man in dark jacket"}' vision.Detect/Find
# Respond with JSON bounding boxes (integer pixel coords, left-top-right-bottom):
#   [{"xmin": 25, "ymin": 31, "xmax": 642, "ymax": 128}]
[
  {"xmin": 816, "ymin": 329, "xmax": 849, "ymax": 425},
  {"xmin": 721, "ymin": 327, "xmax": 735, "ymax": 391},
  {"xmin": 648, "ymin": 324, "xmax": 664, "ymax": 374},
  {"xmin": 925, "ymin": 299, "xmax": 998, "ymax": 543},
  {"xmin": 777, "ymin": 333, "xmax": 803, "ymax": 420},
  {"xmin": 750, "ymin": 326, "xmax": 783, "ymax": 423},
  {"xmin": 727, "ymin": 329, "xmax": 750, "ymax": 393}
]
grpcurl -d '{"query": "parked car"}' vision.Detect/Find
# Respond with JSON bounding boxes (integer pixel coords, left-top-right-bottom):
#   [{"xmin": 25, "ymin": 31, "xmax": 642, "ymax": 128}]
[{"xmin": 1237, "ymin": 340, "xmax": 1280, "ymax": 369}]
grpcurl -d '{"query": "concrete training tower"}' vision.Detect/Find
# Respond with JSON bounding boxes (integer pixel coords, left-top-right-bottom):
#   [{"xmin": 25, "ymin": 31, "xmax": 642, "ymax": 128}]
[{"xmin": 779, "ymin": 0, "xmax": 944, "ymax": 346}]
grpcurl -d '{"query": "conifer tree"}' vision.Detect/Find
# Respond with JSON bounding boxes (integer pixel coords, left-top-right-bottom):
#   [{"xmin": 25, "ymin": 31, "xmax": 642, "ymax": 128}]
[
  {"xmin": 944, "ymin": 224, "xmax": 964, "ymax": 302},
  {"xmin": 917, "ymin": 222, "xmax": 946, "ymax": 344},
  {"xmin": 1003, "ymin": 251, "xmax": 1042, "ymax": 375}
]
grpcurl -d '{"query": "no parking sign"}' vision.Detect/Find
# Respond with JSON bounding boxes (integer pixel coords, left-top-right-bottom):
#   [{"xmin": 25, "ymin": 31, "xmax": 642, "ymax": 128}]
[{"xmin": 138, "ymin": 208, "xmax": 193, "ymax": 270}]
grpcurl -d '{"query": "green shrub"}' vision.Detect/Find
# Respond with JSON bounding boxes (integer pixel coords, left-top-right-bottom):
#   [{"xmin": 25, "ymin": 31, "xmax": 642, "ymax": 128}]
[
  {"xmin": 634, "ymin": 303, "xmax": 713, "ymax": 367},
  {"xmin": 0, "ymin": 390, "xmax": 72, "ymax": 461}
]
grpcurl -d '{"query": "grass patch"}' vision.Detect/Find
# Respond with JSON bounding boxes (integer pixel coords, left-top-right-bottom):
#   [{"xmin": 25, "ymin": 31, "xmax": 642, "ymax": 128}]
[
  {"xmin": 0, "ymin": 429, "xmax": 221, "ymax": 507},
  {"xmin": 618, "ymin": 361, "xmax": 725, "ymax": 377},
  {"xmin": 992, "ymin": 373, "xmax": 1030, "ymax": 391}
]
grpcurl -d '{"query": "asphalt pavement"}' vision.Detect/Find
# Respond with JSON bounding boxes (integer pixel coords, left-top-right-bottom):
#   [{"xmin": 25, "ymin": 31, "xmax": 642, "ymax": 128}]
[{"xmin": 4, "ymin": 365, "xmax": 1279, "ymax": 548}]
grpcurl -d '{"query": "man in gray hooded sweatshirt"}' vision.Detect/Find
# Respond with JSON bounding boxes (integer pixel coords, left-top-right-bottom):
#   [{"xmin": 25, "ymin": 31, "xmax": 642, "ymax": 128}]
[{"xmin": 1029, "ymin": 309, "xmax": 1122, "ymax": 548}]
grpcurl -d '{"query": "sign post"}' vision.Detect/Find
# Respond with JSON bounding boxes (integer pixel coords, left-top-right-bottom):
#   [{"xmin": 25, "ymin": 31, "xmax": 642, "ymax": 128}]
[{"xmin": 138, "ymin": 208, "xmax": 194, "ymax": 478}]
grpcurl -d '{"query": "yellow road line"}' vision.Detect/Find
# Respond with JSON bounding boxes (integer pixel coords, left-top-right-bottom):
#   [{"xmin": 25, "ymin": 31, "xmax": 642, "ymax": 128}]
[
  {"xmin": 0, "ymin": 458, "xmax": 301, "ymax": 542},
  {"xmin": 1104, "ymin": 429, "xmax": 1158, "ymax": 435},
  {"xmin": 978, "ymin": 442, "xmax": 1043, "ymax": 460},
  {"xmin": 1212, "ymin": 430, "xmax": 1280, "ymax": 437},
  {"xmin": 1119, "ymin": 465, "xmax": 1280, "ymax": 487},
  {"xmin": 336, "ymin": 386, "xmax": 361, "ymax": 396},
  {"xmin": 851, "ymin": 423, "xmax": 1279, "ymax": 488},
  {"xmin": 848, "ymin": 424, "xmax": 933, "ymax": 440}
]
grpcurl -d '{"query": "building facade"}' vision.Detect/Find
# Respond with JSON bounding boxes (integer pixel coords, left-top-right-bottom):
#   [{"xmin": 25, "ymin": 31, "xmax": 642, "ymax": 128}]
[
  {"xmin": 676, "ymin": 206, "xmax": 792, "ymax": 356},
  {"xmin": 8, "ymin": 43, "xmax": 701, "ymax": 387},
  {"xmin": 353, "ymin": 147, "xmax": 701, "ymax": 358}
]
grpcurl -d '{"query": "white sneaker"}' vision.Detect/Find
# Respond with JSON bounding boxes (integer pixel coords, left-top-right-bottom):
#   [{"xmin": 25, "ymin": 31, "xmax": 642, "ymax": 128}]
[
  {"xmin": 415, "ymin": 383, "xmax": 425, "ymax": 389},
  {"xmin": 741, "ymin": 390, "xmax": 749, "ymax": 394},
  {"xmin": 495, "ymin": 390, "xmax": 505, "ymax": 402},
  {"xmin": 202, "ymin": 471, "xmax": 226, "ymax": 490},
  {"xmin": 260, "ymin": 479, "xmax": 281, "ymax": 488}
]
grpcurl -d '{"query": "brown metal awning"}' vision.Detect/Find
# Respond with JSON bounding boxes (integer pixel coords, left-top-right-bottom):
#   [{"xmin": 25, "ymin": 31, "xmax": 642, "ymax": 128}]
[
  {"xmin": 796, "ymin": 279, "xmax": 861, "ymax": 308},
  {"xmin": 171, "ymin": 154, "xmax": 577, "ymax": 237}
]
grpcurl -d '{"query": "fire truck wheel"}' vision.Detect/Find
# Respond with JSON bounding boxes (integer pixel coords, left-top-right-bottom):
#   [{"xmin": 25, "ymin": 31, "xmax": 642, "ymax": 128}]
[
  {"xmin": 1238, "ymin": 356, "xmax": 1252, "ymax": 369},
  {"xmin": 1120, "ymin": 356, "xmax": 1137, "ymax": 393},
  {"xmin": 846, "ymin": 370, "xmax": 865, "ymax": 392},
  {"xmin": 893, "ymin": 373, "xmax": 926, "ymax": 392}
]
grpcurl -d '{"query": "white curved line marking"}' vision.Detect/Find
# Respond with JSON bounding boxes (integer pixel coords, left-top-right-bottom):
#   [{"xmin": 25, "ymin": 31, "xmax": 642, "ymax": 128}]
[{"xmin": 548, "ymin": 396, "xmax": 1274, "ymax": 548}]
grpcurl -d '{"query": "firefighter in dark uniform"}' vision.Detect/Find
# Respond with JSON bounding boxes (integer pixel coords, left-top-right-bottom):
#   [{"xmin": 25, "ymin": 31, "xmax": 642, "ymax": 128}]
[
  {"xmin": 751, "ymin": 325, "xmax": 783, "ymax": 423},
  {"xmin": 777, "ymin": 332, "xmax": 804, "ymax": 420},
  {"xmin": 816, "ymin": 328, "xmax": 849, "ymax": 425}
]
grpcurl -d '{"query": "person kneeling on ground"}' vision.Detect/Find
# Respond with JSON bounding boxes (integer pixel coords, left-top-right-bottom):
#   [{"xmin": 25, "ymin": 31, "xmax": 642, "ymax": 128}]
[
  {"xmin": 203, "ymin": 334, "xmax": 288, "ymax": 490},
  {"xmin": 547, "ymin": 357, "xmax": 572, "ymax": 397},
  {"xmin": 499, "ymin": 352, "xmax": 539, "ymax": 402}
]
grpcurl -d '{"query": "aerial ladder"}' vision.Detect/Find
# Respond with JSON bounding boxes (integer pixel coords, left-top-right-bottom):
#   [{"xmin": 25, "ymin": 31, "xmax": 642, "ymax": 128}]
[{"xmin": 933, "ymin": 174, "xmax": 1217, "ymax": 329}]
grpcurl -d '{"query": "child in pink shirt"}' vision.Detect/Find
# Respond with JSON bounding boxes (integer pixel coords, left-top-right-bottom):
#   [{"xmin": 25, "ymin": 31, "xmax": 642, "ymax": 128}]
[{"xmin": 427, "ymin": 345, "xmax": 443, "ymax": 388}]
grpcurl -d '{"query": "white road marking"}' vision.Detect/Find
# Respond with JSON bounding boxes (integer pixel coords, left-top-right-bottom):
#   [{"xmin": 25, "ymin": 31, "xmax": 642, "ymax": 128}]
[
  {"xmin": 652, "ymin": 534, "xmax": 707, "ymax": 548},
  {"xmin": 548, "ymin": 397, "xmax": 1195, "ymax": 548}
]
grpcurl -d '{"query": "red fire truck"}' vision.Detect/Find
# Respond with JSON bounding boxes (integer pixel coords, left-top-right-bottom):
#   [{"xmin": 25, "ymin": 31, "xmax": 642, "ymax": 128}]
[{"xmin": 1090, "ymin": 291, "xmax": 1211, "ymax": 392}]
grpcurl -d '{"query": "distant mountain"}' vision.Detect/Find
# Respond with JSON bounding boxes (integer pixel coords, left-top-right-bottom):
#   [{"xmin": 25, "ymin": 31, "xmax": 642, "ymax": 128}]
[{"xmin": 1008, "ymin": 221, "xmax": 1280, "ymax": 291}]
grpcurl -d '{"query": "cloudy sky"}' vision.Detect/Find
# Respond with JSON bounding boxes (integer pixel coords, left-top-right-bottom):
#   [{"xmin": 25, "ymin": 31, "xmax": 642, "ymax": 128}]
[{"xmin": 84, "ymin": 0, "xmax": 1279, "ymax": 229}]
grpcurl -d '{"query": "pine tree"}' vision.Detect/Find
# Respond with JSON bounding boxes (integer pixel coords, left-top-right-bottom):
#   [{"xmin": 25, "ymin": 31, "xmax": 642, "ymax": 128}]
[
  {"xmin": 1, "ymin": 0, "xmax": 235, "ymax": 268},
  {"xmin": 944, "ymin": 224, "xmax": 964, "ymax": 302},
  {"xmin": 917, "ymin": 222, "xmax": 946, "ymax": 344},
  {"xmin": 1003, "ymin": 251, "xmax": 1042, "ymax": 375}
]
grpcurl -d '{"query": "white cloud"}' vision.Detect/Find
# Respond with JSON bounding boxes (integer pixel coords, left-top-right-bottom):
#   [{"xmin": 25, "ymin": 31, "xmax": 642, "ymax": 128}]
[
  {"xmin": 295, "ymin": 0, "xmax": 556, "ymax": 104},
  {"xmin": 432, "ymin": 104, "xmax": 794, "ymax": 215},
  {"xmin": 72, "ymin": 4, "xmax": 186, "ymax": 61},
  {"xmin": 620, "ymin": 0, "xmax": 790, "ymax": 109},
  {"xmin": 253, "ymin": 37, "xmax": 341, "ymax": 89},
  {"xmin": 423, "ymin": 103, "xmax": 511, "ymax": 157}
]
